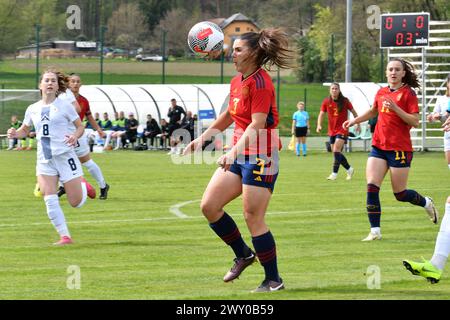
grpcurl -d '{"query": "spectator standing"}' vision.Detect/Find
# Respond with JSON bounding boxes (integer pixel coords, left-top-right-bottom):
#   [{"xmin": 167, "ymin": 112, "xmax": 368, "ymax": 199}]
[{"xmin": 167, "ymin": 98, "xmax": 186, "ymax": 154}]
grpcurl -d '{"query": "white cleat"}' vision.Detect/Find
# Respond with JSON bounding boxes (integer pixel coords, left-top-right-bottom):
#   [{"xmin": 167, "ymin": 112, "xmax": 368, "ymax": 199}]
[
  {"xmin": 327, "ymin": 173, "xmax": 337, "ymax": 180},
  {"xmin": 362, "ymin": 232, "xmax": 382, "ymax": 242},
  {"xmin": 346, "ymin": 167, "xmax": 354, "ymax": 180},
  {"xmin": 424, "ymin": 197, "xmax": 439, "ymax": 224}
]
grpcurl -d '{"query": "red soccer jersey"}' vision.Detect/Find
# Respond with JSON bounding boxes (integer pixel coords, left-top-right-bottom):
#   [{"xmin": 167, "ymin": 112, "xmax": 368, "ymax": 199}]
[
  {"xmin": 76, "ymin": 94, "xmax": 92, "ymax": 121},
  {"xmin": 372, "ymin": 85, "xmax": 419, "ymax": 152},
  {"xmin": 228, "ymin": 68, "xmax": 279, "ymax": 155},
  {"xmin": 320, "ymin": 97, "xmax": 353, "ymax": 136}
]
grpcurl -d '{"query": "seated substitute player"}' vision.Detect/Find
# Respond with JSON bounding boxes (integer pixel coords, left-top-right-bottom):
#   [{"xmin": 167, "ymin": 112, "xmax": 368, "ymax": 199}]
[
  {"xmin": 99, "ymin": 112, "xmax": 114, "ymax": 150},
  {"xmin": 112, "ymin": 111, "xmax": 127, "ymax": 150},
  {"xmin": 343, "ymin": 58, "xmax": 438, "ymax": 241},
  {"xmin": 8, "ymin": 69, "xmax": 90, "ymax": 245},
  {"xmin": 143, "ymin": 114, "xmax": 161, "ymax": 148},
  {"xmin": 7, "ymin": 115, "xmax": 24, "ymax": 150},
  {"xmin": 184, "ymin": 28, "xmax": 294, "ymax": 292}
]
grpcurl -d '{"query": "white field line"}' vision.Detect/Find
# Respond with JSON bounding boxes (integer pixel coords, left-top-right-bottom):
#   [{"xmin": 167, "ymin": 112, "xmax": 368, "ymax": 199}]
[
  {"xmin": 0, "ymin": 205, "xmax": 415, "ymax": 229},
  {"xmin": 169, "ymin": 200, "xmax": 199, "ymax": 218}
]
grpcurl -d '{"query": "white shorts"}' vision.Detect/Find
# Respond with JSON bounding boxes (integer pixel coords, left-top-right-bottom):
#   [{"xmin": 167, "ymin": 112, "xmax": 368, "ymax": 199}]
[
  {"xmin": 74, "ymin": 131, "xmax": 90, "ymax": 158},
  {"xmin": 445, "ymin": 132, "xmax": 450, "ymax": 152},
  {"xmin": 36, "ymin": 151, "xmax": 83, "ymax": 183}
]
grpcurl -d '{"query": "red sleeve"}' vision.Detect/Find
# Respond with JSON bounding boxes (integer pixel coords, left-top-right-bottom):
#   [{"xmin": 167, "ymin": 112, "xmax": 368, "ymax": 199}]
[
  {"xmin": 373, "ymin": 91, "xmax": 380, "ymax": 111},
  {"xmin": 406, "ymin": 89, "xmax": 419, "ymax": 114},
  {"xmin": 250, "ymin": 86, "xmax": 272, "ymax": 114},
  {"xmin": 320, "ymin": 99, "xmax": 328, "ymax": 112},
  {"xmin": 346, "ymin": 99, "xmax": 353, "ymax": 111},
  {"xmin": 84, "ymin": 97, "xmax": 92, "ymax": 116}
]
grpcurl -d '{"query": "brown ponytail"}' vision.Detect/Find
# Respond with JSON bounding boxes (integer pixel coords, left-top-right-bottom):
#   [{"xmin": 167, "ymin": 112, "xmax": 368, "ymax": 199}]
[{"xmin": 240, "ymin": 28, "xmax": 295, "ymax": 70}]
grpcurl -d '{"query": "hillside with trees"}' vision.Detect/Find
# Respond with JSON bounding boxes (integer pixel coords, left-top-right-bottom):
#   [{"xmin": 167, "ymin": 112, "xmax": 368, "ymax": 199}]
[{"xmin": 0, "ymin": 0, "xmax": 448, "ymax": 82}]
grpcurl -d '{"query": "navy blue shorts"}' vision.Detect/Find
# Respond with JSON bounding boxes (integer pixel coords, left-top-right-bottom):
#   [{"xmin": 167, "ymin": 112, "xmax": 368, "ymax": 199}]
[
  {"xmin": 229, "ymin": 155, "xmax": 279, "ymax": 192},
  {"xmin": 329, "ymin": 134, "xmax": 347, "ymax": 145},
  {"xmin": 369, "ymin": 146, "xmax": 413, "ymax": 168}
]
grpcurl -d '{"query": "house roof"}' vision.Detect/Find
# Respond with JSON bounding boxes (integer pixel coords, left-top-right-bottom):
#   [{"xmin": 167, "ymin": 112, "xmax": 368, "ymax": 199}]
[
  {"xmin": 219, "ymin": 13, "xmax": 259, "ymax": 29},
  {"xmin": 209, "ymin": 18, "xmax": 226, "ymax": 27}
]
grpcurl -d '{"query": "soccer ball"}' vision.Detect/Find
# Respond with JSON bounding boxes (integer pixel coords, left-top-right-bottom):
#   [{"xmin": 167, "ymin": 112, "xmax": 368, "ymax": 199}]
[{"xmin": 187, "ymin": 21, "xmax": 224, "ymax": 54}]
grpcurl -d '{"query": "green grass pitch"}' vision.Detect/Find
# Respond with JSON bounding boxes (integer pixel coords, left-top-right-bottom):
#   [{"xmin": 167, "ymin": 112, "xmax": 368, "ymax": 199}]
[{"xmin": 0, "ymin": 149, "xmax": 449, "ymax": 300}]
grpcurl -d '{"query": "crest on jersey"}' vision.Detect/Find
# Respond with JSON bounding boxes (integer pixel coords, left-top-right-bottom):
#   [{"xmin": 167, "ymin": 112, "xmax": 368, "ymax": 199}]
[
  {"xmin": 41, "ymin": 107, "xmax": 50, "ymax": 121},
  {"xmin": 242, "ymin": 86, "xmax": 249, "ymax": 97}
]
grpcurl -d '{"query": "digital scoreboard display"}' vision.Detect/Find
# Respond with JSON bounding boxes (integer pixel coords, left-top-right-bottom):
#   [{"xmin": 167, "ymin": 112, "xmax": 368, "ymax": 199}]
[{"xmin": 380, "ymin": 13, "xmax": 429, "ymax": 48}]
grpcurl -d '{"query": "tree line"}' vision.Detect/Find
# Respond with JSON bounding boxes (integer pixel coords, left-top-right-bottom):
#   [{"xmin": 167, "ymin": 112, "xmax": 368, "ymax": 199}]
[{"xmin": 0, "ymin": 0, "xmax": 448, "ymax": 82}]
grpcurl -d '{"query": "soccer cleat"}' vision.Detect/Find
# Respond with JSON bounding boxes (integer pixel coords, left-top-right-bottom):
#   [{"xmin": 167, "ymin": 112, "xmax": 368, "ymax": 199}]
[
  {"xmin": 57, "ymin": 186, "xmax": 66, "ymax": 198},
  {"xmin": 424, "ymin": 197, "xmax": 439, "ymax": 224},
  {"xmin": 53, "ymin": 236, "xmax": 73, "ymax": 246},
  {"xmin": 361, "ymin": 231, "xmax": 382, "ymax": 241},
  {"xmin": 346, "ymin": 167, "xmax": 354, "ymax": 180},
  {"xmin": 252, "ymin": 278, "xmax": 285, "ymax": 293},
  {"xmin": 403, "ymin": 258, "xmax": 442, "ymax": 284},
  {"xmin": 34, "ymin": 183, "xmax": 42, "ymax": 197},
  {"xmin": 99, "ymin": 183, "xmax": 110, "ymax": 200},
  {"xmin": 223, "ymin": 251, "xmax": 256, "ymax": 282},
  {"xmin": 326, "ymin": 173, "xmax": 337, "ymax": 180},
  {"xmin": 81, "ymin": 177, "xmax": 96, "ymax": 199}
]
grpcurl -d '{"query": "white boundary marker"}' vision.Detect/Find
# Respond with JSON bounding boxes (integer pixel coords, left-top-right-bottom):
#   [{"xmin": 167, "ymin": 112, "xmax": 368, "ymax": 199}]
[{"xmin": 169, "ymin": 200, "xmax": 200, "ymax": 218}]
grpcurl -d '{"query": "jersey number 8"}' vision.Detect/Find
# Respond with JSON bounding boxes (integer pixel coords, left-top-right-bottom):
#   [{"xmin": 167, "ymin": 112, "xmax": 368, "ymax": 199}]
[{"xmin": 43, "ymin": 124, "xmax": 49, "ymax": 136}]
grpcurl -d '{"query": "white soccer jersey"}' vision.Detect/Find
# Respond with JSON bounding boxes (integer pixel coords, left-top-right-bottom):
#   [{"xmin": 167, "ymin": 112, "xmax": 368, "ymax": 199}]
[
  {"xmin": 58, "ymin": 89, "xmax": 77, "ymax": 104},
  {"xmin": 23, "ymin": 98, "xmax": 80, "ymax": 161},
  {"xmin": 433, "ymin": 95, "xmax": 450, "ymax": 115}
]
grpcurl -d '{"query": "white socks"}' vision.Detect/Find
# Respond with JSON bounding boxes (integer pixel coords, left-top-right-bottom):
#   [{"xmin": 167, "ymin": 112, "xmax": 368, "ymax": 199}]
[
  {"xmin": 44, "ymin": 195, "xmax": 70, "ymax": 237},
  {"xmin": 431, "ymin": 203, "xmax": 450, "ymax": 270},
  {"xmin": 76, "ymin": 181, "xmax": 88, "ymax": 208},
  {"xmin": 448, "ymin": 164, "xmax": 450, "ymax": 170},
  {"xmin": 115, "ymin": 137, "xmax": 121, "ymax": 148},
  {"xmin": 103, "ymin": 132, "xmax": 112, "ymax": 148},
  {"xmin": 83, "ymin": 159, "xmax": 106, "ymax": 188},
  {"xmin": 371, "ymin": 227, "xmax": 381, "ymax": 235}
]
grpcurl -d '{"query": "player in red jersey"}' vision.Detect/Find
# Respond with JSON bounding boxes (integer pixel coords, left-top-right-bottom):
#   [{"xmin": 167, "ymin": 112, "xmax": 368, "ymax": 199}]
[
  {"xmin": 61, "ymin": 73, "xmax": 110, "ymax": 200},
  {"xmin": 317, "ymin": 83, "xmax": 358, "ymax": 181},
  {"xmin": 184, "ymin": 28, "xmax": 293, "ymax": 292},
  {"xmin": 343, "ymin": 58, "xmax": 438, "ymax": 241}
]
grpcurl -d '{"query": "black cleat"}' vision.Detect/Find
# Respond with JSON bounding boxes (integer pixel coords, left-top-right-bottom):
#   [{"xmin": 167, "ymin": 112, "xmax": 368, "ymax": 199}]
[
  {"xmin": 99, "ymin": 183, "xmax": 110, "ymax": 200},
  {"xmin": 252, "ymin": 278, "xmax": 285, "ymax": 292},
  {"xmin": 57, "ymin": 186, "xmax": 66, "ymax": 197},
  {"xmin": 223, "ymin": 250, "xmax": 256, "ymax": 282}
]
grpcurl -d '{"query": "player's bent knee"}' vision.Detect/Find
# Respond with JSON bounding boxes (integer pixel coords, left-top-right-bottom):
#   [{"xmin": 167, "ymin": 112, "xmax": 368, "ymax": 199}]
[
  {"xmin": 68, "ymin": 196, "xmax": 82, "ymax": 208},
  {"xmin": 200, "ymin": 200, "xmax": 220, "ymax": 218}
]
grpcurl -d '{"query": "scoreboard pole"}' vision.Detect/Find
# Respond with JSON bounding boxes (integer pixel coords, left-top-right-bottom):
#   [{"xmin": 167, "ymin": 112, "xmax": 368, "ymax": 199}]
[{"xmin": 421, "ymin": 47, "xmax": 426, "ymax": 150}]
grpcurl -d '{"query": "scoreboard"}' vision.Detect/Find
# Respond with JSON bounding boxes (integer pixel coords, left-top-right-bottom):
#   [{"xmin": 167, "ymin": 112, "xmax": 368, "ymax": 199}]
[{"xmin": 380, "ymin": 13, "xmax": 429, "ymax": 48}]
